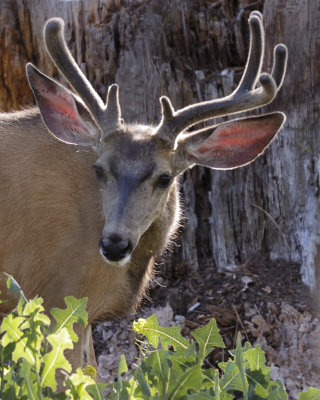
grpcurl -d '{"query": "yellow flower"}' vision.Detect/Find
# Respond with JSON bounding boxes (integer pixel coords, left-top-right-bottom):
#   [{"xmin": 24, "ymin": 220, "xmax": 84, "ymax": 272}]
[{"xmin": 133, "ymin": 318, "xmax": 147, "ymax": 334}]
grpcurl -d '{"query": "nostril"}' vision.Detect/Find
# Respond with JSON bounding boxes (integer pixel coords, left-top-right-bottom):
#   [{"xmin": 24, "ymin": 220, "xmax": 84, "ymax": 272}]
[
  {"xmin": 122, "ymin": 239, "xmax": 132, "ymax": 254},
  {"xmin": 99, "ymin": 235, "xmax": 133, "ymax": 262}
]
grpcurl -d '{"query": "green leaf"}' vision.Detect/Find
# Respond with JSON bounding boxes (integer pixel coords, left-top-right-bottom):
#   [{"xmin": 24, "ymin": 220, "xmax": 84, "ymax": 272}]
[
  {"xmin": 245, "ymin": 346, "xmax": 275, "ymax": 399},
  {"xmin": 135, "ymin": 314, "xmax": 189, "ymax": 354},
  {"xmin": 0, "ymin": 342, "xmax": 15, "ymax": 365},
  {"xmin": 245, "ymin": 346, "xmax": 268, "ymax": 373},
  {"xmin": 110, "ymin": 379, "xmax": 133, "ymax": 400},
  {"xmin": 51, "ymin": 296, "xmax": 88, "ymax": 342},
  {"xmin": 64, "ymin": 367, "xmax": 98, "ymax": 399},
  {"xmin": 118, "ymin": 354, "xmax": 128, "ymax": 378},
  {"xmin": 235, "ymin": 334, "xmax": 248, "ymax": 398},
  {"xmin": 299, "ymin": 388, "xmax": 320, "ymax": 400},
  {"xmin": 214, "ymin": 369, "xmax": 220, "ymax": 399},
  {"xmin": 20, "ymin": 297, "xmax": 50, "ymax": 356},
  {"xmin": 136, "ymin": 367, "xmax": 152, "ymax": 397},
  {"xmin": 111, "ymin": 354, "xmax": 129, "ymax": 395},
  {"xmin": 1, "ymin": 297, "xmax": 51, "ymax": 378},
  {"xmin": 229, "ymin": 341, "xmax": 252, "ymax": 357},
  {"xmin": 218, "ymin": 361, "xmax": 227, "ymax": 373},
  {"xmin": 1, "ymin": 367, "xmax": 22, "ymax": 400},
  {"xmin": 139, "ymin": 349, "xmax": 171, "ymax": 397},
  {"xmin": 5, "ymin": 274, "xmax": 28, "ymax": 304},
  {"xmin": 40, "ymin": 328, "xmax": 73, "ymax": 391},
  {"xmin": 86, "ymin": 382, "xmax": 107, "ymax": 400},
  {"xmin": 192, "ymin": 318, "xmax": 225, "ymax": 360},
  {"xmin": 152, "ymin": 349, "xmax": 171, "ymax": 382},
  {"xmin": 219, "ymin": 361, "xmax": 243, "ymax": 393},
  {"xmin": 167, "ymin": 364, "xmax": 203, "ymax": 399},
  {"xmin": 220, "ymin": 393, "xmax": 235, "ymax": 400},
  {"xmin": 267, "ymin": 380, "xmax": 288, "ymax": 400},
  {"xmin": 247, "ymin": 370, "xmax": 269, "ymax": 399},
  {"xmin": 19, "ymin": 359, "xmax": 39, "ymax": 400},
  {"xmin": 1, "ymin": 313, "xmax": 35, "ymax": 364},
  {"xmin": 188, "ymin": 388, "xmax": 234, "ymax": 400},
  {"xmin": 186, "ymin": 390, "xmax": 215, "ymax": 399}
]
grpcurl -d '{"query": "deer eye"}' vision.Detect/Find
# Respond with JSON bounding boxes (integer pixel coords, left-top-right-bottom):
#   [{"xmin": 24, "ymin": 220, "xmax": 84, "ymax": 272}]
[
  {"xmin": 93, "ymin": 165, "xmax": 105, "ymax": 180},
  {"xmin": 157, "ymin": 173, "xmax": 172, "ymax": 188}
]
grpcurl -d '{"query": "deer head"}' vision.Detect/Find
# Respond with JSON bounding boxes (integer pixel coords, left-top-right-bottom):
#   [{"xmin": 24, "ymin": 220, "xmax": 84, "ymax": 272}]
[{"xmin": 26, "ymin": 11, "xmax": 287, "ymax": 266}]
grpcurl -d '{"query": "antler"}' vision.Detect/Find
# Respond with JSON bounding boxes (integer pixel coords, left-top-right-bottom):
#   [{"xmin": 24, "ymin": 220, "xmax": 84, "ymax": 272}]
[
  {"xmin": 44, "ymin": 18, "xmax": 121, "ymax": 131},
  {"xmin": 155, "ymin": 11, "xmax": 288, "ymax": 146}
]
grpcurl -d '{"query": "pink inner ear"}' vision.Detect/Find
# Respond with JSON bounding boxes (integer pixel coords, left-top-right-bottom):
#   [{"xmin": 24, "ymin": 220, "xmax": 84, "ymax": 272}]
[
  {"xmin": 40, "ymin": 91, "xmax": 93, "ymax": 143},
  {"xmin": 188, "ymin": 114, "xmax": 284, "ymax": 169},
  {"xmin": 30, "ymin": 68, "xmax": 95, "ymax": 146}
]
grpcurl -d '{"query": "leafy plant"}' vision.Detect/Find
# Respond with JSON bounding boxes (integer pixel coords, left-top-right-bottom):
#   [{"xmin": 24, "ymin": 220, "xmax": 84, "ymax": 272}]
[
  {"xmin": 109, "ymin": 315, "xmax": 320, "ymax": 399},
  {"xmin": 0, "ymin": 276, "xmax": 106, "ymax": 399},
  {"xmin": 108, "ymin": 315, "xmax": 285, "ymax": 399},
  {"xmin": 0, "ymin": 275, "xmax": 319, "ymax": 399}
]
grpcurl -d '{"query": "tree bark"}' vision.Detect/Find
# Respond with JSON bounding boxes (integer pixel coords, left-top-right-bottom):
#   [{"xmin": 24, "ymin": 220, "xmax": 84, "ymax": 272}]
[
  {"xmin": 262, "ymin": 0, "xmax": 320, "ymax": 290},
  {"xmin": 0, "ymin": 0, "xmax": 318, "ymax": 291}
]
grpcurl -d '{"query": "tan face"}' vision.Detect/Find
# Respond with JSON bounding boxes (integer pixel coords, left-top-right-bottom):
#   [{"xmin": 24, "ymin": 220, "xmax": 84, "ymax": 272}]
[
  {"xmin": 25, "ymin": 66, "xmax": 180, "ymax": 267},
  {"xmin": 93, "ymin": 126, "xmax": 175, "ymax": 266}
]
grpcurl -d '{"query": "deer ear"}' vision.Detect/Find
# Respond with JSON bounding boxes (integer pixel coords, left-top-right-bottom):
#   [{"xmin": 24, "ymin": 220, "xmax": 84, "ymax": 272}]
[
  {"xmin": 26, "ymin": 63, "xmax": 100, "ymax": 146},
  {"xmin": 177, "ymin": 113, "xmax": 285, "ymax": 170}
]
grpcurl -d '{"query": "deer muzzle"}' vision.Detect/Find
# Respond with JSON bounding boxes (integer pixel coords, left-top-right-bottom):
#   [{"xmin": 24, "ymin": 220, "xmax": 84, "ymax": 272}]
[{"xmin": 99, "ymin": 233, "xmax": 133, "ymax": 266}]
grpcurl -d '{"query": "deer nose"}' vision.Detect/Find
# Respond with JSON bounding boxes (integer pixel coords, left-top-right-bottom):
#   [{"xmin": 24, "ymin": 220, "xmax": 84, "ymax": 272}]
[{"xmin": 99, "ymin": 234, "xmax": 133, "ymax": 263}]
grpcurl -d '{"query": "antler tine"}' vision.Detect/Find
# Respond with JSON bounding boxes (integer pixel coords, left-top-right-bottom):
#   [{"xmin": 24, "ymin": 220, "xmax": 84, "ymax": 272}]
[
  {"xmin": 44, "ymin": 18, "xmax": 121, "ymax": 128},
  {"xmin": 155, "ymin": 11, "xmax": 288, "ymax": 147},
  {"xmin": 271, "ymin": 44, "xmax": 288, "ymax": 88},
  {"xmin": 234, "ymin": 11, "xmax": 264, "ymax": 95},
  {"xmin": 105, "ymin": 84, "xmax": 122, "ymax": 125}
]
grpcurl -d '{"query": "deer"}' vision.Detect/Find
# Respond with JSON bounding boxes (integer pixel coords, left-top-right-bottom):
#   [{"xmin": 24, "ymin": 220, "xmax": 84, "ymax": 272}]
[{"xmin": 0, "ymin": 11, "xmax": 287, "ymax": 372}]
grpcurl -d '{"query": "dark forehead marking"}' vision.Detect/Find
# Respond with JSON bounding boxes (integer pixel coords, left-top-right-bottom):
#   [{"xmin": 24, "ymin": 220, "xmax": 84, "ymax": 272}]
[
  {"xmin": 109, "ymin": 135, "xmax": 156, "ymax": 183},
  {"xmin": 110, "ymin": 160, "xmax": 155, "ymax": 184}
]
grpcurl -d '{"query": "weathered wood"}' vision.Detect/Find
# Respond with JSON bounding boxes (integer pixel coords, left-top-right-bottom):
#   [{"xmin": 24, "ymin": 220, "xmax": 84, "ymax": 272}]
[
  {"xmin": 0, "ymin": 0, "xmax": 318, "ymax": 292},
  {"xmin": 262, "ymin": 0, "xmax": 320, "ymax": 288}
]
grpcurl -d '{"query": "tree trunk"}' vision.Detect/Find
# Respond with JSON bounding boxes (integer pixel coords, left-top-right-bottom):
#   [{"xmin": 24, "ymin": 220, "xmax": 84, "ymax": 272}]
[
  {"xmin": 0, "ymin": 0, "xmax": 318, "ymax": 291},
  {"xmin": 262, "ymin": 0, "xmax": 320, "ymax": 290}
]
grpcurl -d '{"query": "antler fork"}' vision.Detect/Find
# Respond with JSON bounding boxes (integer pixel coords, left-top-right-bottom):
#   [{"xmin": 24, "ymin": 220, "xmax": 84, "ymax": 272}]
[
  {"xmin": 155, "ymin": 11, "xmax": 288, "ymax": 146},
  {"xmin": 44, "ymin": 18, "xmax": 121, "ymax": 131}
]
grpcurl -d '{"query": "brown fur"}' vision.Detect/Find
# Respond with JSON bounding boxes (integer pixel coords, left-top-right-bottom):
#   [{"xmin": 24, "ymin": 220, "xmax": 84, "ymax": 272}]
[{"xmin": 0, "ymin": 108, "xmax": 180, "ymax": 368}]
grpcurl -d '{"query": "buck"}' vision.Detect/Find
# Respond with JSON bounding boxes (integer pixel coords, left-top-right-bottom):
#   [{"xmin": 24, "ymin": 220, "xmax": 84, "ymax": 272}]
[{"xmin": 0, "ymin": 11, "xmax": 287, "ymax": 371}]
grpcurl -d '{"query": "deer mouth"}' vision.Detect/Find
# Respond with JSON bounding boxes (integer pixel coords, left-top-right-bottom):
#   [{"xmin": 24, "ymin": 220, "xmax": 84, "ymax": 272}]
[{"xmin": 99, "ymin": 251, "xmax": 131, "ymax": 267}]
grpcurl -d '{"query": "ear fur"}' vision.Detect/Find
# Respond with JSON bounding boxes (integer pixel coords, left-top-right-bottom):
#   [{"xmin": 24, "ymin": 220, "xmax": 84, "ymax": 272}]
[
  {"xmin": 26, "ymin": 63, "xmax": 100, "ymax": 146},
  {"xmin": 175, "ymin": 112, "xmax": 285, "ymax": 171}
]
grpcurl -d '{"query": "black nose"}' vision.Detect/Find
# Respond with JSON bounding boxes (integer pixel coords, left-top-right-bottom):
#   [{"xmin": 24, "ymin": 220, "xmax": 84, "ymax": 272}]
[{"xmin": 99, "ymin": 234, "xmax": 133, "ymax": 262}]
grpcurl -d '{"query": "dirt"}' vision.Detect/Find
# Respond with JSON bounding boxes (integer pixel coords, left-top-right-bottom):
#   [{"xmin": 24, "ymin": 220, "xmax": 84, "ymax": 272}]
[{"xmin": 93, "ymin": 259, "xmax": 320, "ymax": 399}]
